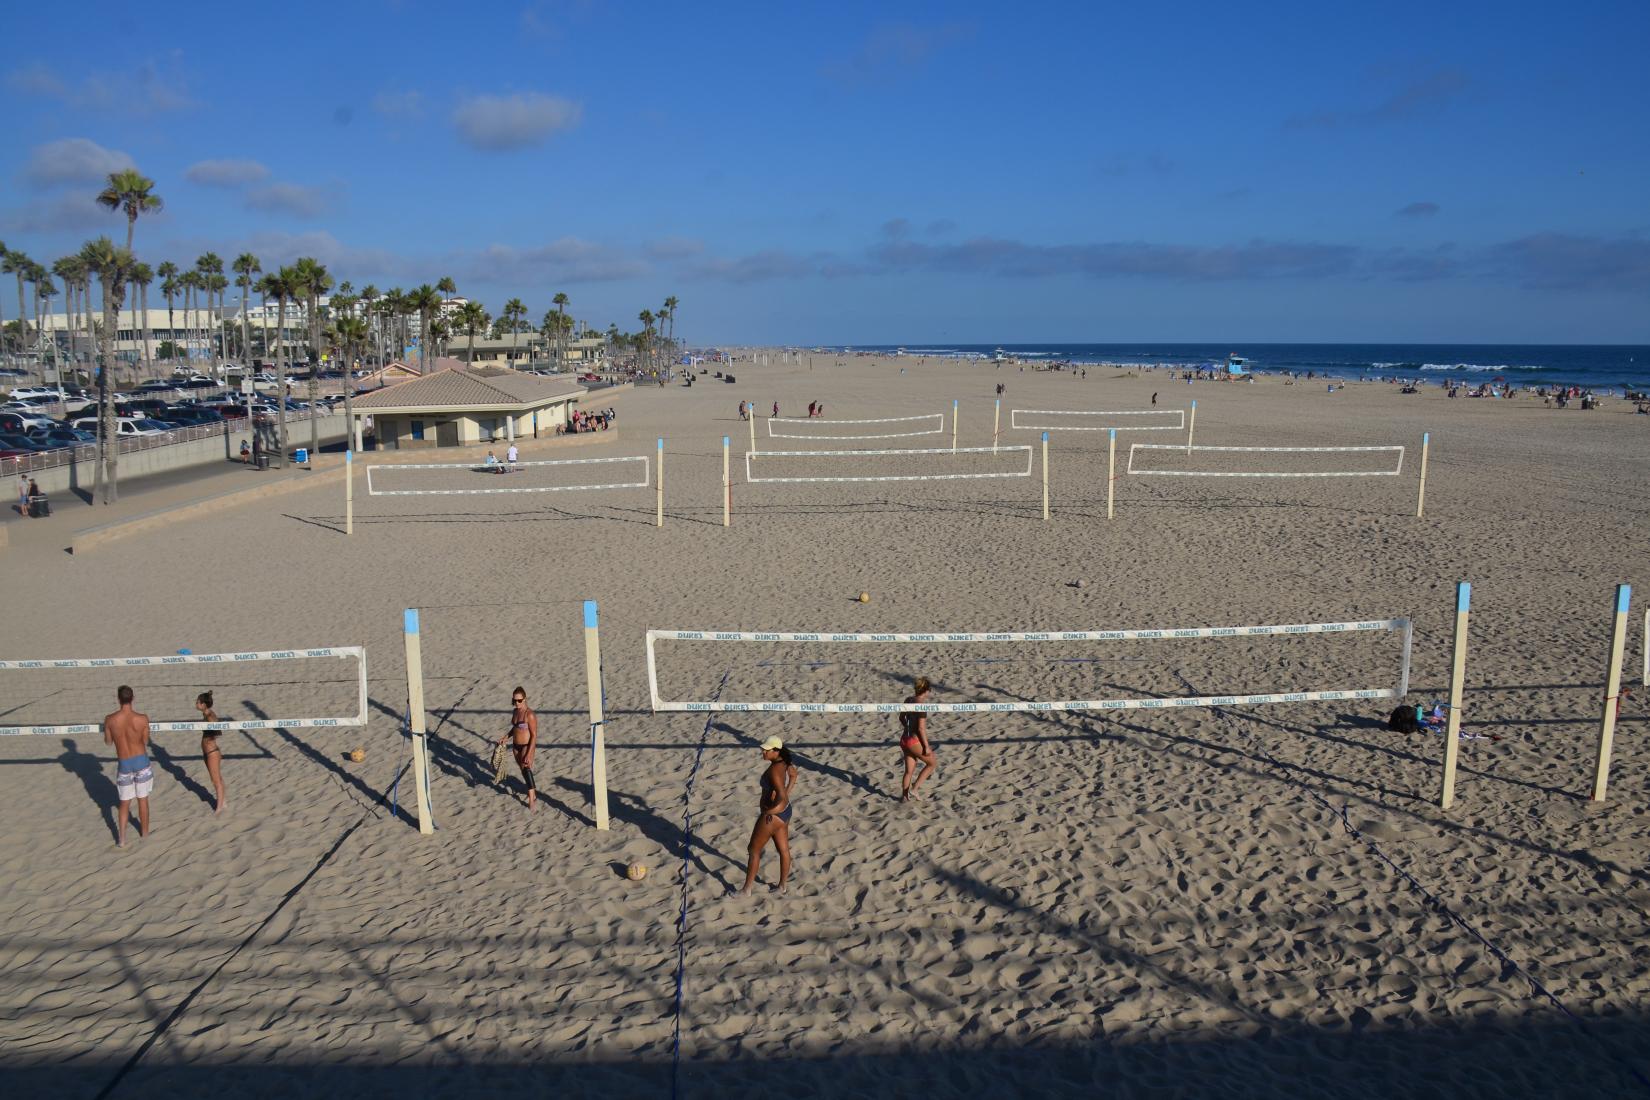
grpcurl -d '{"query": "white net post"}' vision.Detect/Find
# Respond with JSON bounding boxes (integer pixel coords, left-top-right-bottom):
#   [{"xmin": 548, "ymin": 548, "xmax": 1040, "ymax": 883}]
[
  {"xmin": 1439, "ymin": 582, "xmax": 1470, "ymax": 809},
  {"xmin": 1187, "ymin": 399, "xmax": 1197, "ymax": 455},
  {"xmin": 584, "ymin": 600, "xmax": 610, "ymax": 830},
  {"xmin": 1041, "ymin": 432, "xmax": 1050, "ymax": 521},
  {"xmin": 748, "ymin": 404, "xmax": 756, "ymax": 454},
  {"xmin": 993, "ymin": 398, "xmax": 1000, "ymax": 454},
  {"xmin": 345, "ymin": 450, "xmax": 354, "ymax": 536},
  {"xmin": 1417, "ymin": 432, "xmax": 1430, "ymax": 518},
  {"xmin": 722, "ymin": 435, "xmax": 730, "ymax": 527},
  {"xmin": 952, "ymin": 399, "xmax": 959, "ymax": 454},
  {"xmin": 1593, "ymin": 584, "xmax": 1632, "ymax": 802},
  {"xmin": 402, "ymin": 608, "xmax": 435, "ymax": 835},
  {"xmin": 1107, "ymin": 428, "xmax": 1116, "ymax": 520},
  {"xmin": 656, "ymin": 437, "xmax": 664, "ymax": 527}
]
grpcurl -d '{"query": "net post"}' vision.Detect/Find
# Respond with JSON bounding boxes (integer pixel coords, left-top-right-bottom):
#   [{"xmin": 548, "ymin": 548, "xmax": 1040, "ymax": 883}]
[
  {"xmin": 1642, "ymin": 606, "xmax": 1648, "ymax": 688},
  {"xmin": 1592, "ymin": 584, "xmax": 1631, "ymax": 801},
  {"xmin": 345, "ymin": 450, "xmax": 353, "ymax": 536},
  {"xmin": 1416, "ymin": 432, "xmax": 1430, "ymax": 517},
  {"xmin": 952, "ymin": 399, "xmax": 959, "ymax": 454},
  {"xmin": 1041, "ymin": 432, "xmax": 1050, "ymax": 521},
  {"xmin": 1186, "ymin": 399, "xmax": 1197, "ymax": 456},
  {"xmin": 584, "ymin": 600, "xmax": 611, "ymax": 829},
  {"xmin": 1398, "ymin": 618, "xmax": 1414, "ymax": 697},
  {"xmin": 748, "ymin": 402, "xmax": 756, "ymax": 454},
  {"xmin": 1107, "ymin": 428, "xmax": 1116, "ymax": 520},
  {"xmin": 656, "ymin": 437, "xmax": 664, "ymax": 527},
  {"xmin": 1439, "ymin": 583, "xmax": 1470, "ymax": 809},
  {"xmin": 993, "ymin": 399, "xmax": 1000, "ymax": 455},
  {"xmin": 402, "ymin": 608, "xmax": 435, "ymax": 835},
  {"xmin": 722, "ymin": 436, "xmax": 731, "ymax": 527}
]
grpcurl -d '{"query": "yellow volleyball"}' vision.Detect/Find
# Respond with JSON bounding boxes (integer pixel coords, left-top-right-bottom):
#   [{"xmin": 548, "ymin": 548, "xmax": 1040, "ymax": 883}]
[
  {"xmin": 349, "ymin": 748, "xmax": 366, "ymax": 763},
  {"xmin": 858, "ymin": 592, "xmax": 870, "ymax": 603},
  {"xmin": 626, "ymin": 862, "xmax": 648, "ymax": 881}
]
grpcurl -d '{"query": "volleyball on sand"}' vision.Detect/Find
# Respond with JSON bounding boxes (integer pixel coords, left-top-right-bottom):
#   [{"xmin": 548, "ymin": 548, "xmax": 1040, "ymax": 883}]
[
  {"xmin": 349, "ymin": 748, "xmax": 366, "ymax": 762},
  {"xmin": 858, "ymin": 592, "xmax": 871, "ymax": 603},
  {"xmin": 626, "ymin": 863, "xmax": 648, "ymax": 881}
]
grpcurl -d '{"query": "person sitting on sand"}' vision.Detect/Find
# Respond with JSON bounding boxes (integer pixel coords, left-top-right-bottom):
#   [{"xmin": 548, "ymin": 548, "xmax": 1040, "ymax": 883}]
[
  {"xmin": 737, "ymin": 736, "xmax": 796, "ymax": 896},
  {"xmin": 196, "ymin": 691, "xmax": 227, "ymax": 813},
  {"xmin": 898, "ymin": 677, "xmax": 938, "ymax": 802},
  {"xmin": 497, "ymin": 686, "xmax": 538, "ymax": 810},
  {"xmin": 484, "ymin": 450, "xmax": 500, "ymax": 472}
]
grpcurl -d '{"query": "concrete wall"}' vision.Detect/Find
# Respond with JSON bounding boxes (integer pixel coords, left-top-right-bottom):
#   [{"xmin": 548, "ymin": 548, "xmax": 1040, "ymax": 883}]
[
  {"xmin": 371, "ymin": 402, "xmax": 573, "ymax": 450},
  {"xmin": 24, "ymin": 413, "xmax": 348, "ymax": 498}
]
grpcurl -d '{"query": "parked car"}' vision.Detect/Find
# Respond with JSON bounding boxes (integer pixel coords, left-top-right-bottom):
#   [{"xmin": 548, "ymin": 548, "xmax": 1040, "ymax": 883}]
[
  {"xmin": 27, "ymin": 427, "xmax": 95, "ymax": 448},
  {"xmin": 161, "ymin": 405, "xmax": 226, "ymax": 425},
  {"xmin": 69, "ymin": 416, "xmax": 168, "ymax": 437},
  {"xmin": 0, "ymin": 431, "xmax": 55, "ymax": 452},
  {"xmin": 5, "ymin": 386, "xmax": 61, "ymax": 401},
  {"xmin": 134, "ymin": 380, "xmax": 181, "ymax": 394},
  {"xmin": 121, "ymin": 398, "xmax": 175, "ymax": 419},
  {"xmin": 0, "ymin": 411, "xmax": 57, "ymax": 434}
]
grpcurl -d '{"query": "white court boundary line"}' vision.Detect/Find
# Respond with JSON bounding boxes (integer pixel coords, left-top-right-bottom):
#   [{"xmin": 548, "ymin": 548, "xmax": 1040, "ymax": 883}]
[
  {"xmin": 1128, "ymin": 443, "xmax": 1405, "ymax": 477},
  {"xmin": 0, "ymin": 647, "xmax": 369, "ymax": 736},
  {"xmin": 646, "ymin": 618, "xmax": 1413, "ymax": 713},
  {"xmin": 1012, "ymin": 408, "xmax": 1185, "ymax": 432},
  {"xmin": 768, "ymin": 413, "xmax": 945, "ymax": 440},
  {"xmin": 745, "ymin": 445, "xmax": 1033, "ymax": 484},
  {"xmin": 366, "ymin": 455, "xmax": 650, "ymax": 495}
]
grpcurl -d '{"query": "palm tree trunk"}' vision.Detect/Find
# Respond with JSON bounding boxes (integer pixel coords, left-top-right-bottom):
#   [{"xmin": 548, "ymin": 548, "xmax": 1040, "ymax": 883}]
[
  {"xmin": 308, "ymin": 291, "xmax": 320, "ymax": 463},
  {"xmin": 14, "ymin": 272, "xmax": 26, "ymax": 366},
  {"xmin": 276, "ymin": 294, "xmax": 288, "ymax": 468},
  {"xmin": 240, "ymin": 282, "xmax": 251, "ymax": 380},
  {"xmin": 99, "ymin": 279, "xmax": 120, "ymax": 504},
  {"xmin": 141, "ymin": 284, "xmax": 153, "ymax": 377}
]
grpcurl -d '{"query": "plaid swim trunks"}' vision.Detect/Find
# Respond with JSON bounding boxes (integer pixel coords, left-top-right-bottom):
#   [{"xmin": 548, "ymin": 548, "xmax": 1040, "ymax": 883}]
[{"xmin": 116, "ymin": 754, "xmax": 154, "ymax": 801}]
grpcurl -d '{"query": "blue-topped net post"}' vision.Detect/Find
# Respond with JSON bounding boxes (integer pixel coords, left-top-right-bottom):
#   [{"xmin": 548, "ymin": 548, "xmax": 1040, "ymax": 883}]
[
  {"xmin": 403, "ymin": 608, "xmax": 435, "ymax": 834},
  {"xmin": 1417, "ymin": 432, "xmax": 1430, "ymax": 517},
  {"xmin": 1593, "ymin": 583, "xmax": 1631, "ymax": 802},
  {"xmin": 345, "ymin": 450, "xmax": 353, "ymax": 536},
  {"xmin": 1439, "ymin": 582, "xmax": 1471, "ymax": 809},
  {"xmin": 584, "ymin": 600, "xmax": 611, "ymax": 829}
]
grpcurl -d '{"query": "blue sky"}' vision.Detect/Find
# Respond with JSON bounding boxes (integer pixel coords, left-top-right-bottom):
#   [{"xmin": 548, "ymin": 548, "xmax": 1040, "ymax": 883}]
[{"xmin": 2, "ymin": 0, "xmax": 1646, "ymax": 344}]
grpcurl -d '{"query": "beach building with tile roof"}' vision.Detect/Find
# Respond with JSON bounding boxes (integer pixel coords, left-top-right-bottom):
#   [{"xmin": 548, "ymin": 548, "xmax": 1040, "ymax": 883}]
[{"xmin": 349, "ymin": 367, "xmax": 586, "ymax": 450}]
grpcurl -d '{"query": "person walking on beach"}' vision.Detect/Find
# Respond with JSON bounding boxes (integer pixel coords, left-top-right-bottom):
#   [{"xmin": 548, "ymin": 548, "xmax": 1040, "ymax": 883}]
[
  {"xmin": 17, "ymin": 474, "xmax": 29, "ymax": 517},
  {"xmin": 496, "ymin": 686, "xmax": 538, "ymax": 810},
  {"xmin": 103, "ymin": 686, "xmax": 153, "ymax": 847},
  {"xmin": 898, "ymin": 677, "xmax": 938, "ymax": 802},
  {"xmin": 772, "ymin": 401, "xmax": 779, "ymax": 418},
  {"xmin": 506, "ymin": 442, "xmax": 518, "ymax": 471},
  {"xmin": 737, "ymin": 736, "xmax": 796, "ymax": 896},
  {"xmin": 195, "ymin": 691, "xmax": 227, "ymax": 814}
]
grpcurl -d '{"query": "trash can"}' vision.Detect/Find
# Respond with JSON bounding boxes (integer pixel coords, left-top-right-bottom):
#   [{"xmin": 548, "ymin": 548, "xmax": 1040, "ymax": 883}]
[
  {"xmin": 294, "ymin": 447, "xmax": 309, "ymax": 465},
  {"xmin": 28, "ymin": 495, "xmax": 50, "ymax": 518}
]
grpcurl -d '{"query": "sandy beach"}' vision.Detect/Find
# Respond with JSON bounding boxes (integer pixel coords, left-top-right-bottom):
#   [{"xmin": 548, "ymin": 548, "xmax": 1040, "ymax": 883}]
[{"xmin": 2, "ymin": 354, "xmax": 1648, "ymax": 1097}]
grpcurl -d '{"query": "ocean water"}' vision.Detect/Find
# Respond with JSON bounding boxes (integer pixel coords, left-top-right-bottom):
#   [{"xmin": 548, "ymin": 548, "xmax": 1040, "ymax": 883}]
[{"xmin": 846, "ymin": 344, "xmax": 1650, "ymax": 391}]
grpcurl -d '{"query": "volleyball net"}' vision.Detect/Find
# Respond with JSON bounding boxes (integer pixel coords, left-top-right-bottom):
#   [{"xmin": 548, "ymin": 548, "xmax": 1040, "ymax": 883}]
[
  {"xmin": 646, "ymin": 618, "xmax": 1412, "ymax": 714},
  {"xmin": 1128, "ymin": 444, "xmax": 1405, "ymax": 478},
  {"xmin": 1012, "ymin": 408, "xmax": 1185, "ymax": 432},
  {"xmin": 365, "ymin": 455, "xmax": 650, "ymax": 495},
  {"xmin": 744, "ymin": 445, "xmax": 1033, "ymax": 484},
  {"xmin": 766, "ymin": 413, "xmax": 946, "ymax": 441},
  {"xmin": 0, "ymin": 647, "xmax": 368, "ymax": 736}
]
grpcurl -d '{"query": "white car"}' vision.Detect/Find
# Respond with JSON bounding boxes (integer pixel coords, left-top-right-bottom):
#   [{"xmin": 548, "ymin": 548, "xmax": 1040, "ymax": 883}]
[
  {"xmin": 70, "ymin": 416, "xmax": 168, "ymax": 437},
  {"xmin": 6, "ymin": 386, "xmax": 61, "ymax": 401}
]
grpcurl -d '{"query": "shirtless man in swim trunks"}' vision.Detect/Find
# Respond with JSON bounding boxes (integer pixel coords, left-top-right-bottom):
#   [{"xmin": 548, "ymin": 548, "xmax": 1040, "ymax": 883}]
[{"xmin": 103, "ymin": 685, "xmax": 154, "ymax": 847}]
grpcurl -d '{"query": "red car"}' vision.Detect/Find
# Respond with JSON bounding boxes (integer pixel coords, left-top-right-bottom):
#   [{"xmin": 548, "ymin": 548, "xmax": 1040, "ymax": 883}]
[{"xmin": 578, "ymin": 373, "xmax": 600, "ymax": 382}]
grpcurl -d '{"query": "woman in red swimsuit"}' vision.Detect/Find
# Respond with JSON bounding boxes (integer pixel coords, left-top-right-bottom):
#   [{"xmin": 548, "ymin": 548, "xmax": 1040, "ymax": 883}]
[{"xmin": 898, "ymin": 676, "xmax": 938, "ymax": 802}]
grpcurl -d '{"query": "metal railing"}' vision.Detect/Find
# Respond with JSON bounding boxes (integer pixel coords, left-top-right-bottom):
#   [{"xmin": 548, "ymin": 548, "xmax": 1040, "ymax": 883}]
[{"xmin": 0, "ymin": 408, "xmax": 330, "ymax": 478}]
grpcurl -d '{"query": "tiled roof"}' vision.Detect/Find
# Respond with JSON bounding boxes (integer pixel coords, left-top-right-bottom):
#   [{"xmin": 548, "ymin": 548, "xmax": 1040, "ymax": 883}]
[{"xmin": 352, "ymin": 368, "xmax": 585, "ymax": 410}]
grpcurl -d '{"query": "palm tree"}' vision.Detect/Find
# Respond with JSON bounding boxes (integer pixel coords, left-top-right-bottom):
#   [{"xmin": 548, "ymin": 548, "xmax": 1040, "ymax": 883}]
[
  {"xmin": 263, "ymin": 267, "xmax": 299, "ymax": 466},
  {"xmin": 232, "ymin": 253, "xmax": 261, "ymax": 372},
  {"xmin": 131, "ymin": 263, "xmax": 154, "ymax": 378},
  {"xmin": 288, "ymin": 256, "xmax": 332, "ymax": 461},
  {"xmin": 357, "ymin": 284, "xmax": 379, "ymax": 372},
  {"xmin": 95, "ymin": 170, "xmax": 163, "ymax": 253},
  {"xmin": 2, "ymin": 249, "xmax": 31, "ymax": 360},
  {"xmin": 0, "ymin": 242, "xmax": 7, "ymax": 355},
  {"xmin": 156, "ymin": 261, "xmax": 179, "ymax": 364},
  {"xmin": 458, "ymin": 301, "xmax": 489, "ymax": 365},
  {"xmin": 53, "ymin": 256, "xmax": 87, "ymax": 377},
  {"xmin": 407, "ymin": 284, "xmax": 441, "ymax": 374},
  {"xmin": 195, "ymin": 254, "xmax": 223, "ymax": 376},
  {"xmin": 80, "ymin": 237, "xmax": 136, "ymax": 503},
  {"xmin": 502, "ymin": 297, "xmax": 527, "ymax": 370},
  {"xmin": 552, "ymin": 291, "xmax": 569, "ymax": 370},
  {"xmin": 639, "ymin": 309, "xmax": 655, "ymax": 373},
  {"xmin": 663, "ymin": 294, "xmax": 679, "ymax": 359},
  {"xmin": 31, "ymin": 265, "xmax": 61, "ymax": 401}
]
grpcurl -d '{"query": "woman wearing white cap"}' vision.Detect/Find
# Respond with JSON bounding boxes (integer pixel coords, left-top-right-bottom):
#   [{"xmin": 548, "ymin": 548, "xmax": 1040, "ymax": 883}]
[{"xmin": 736, "ymin": 736, "xmax": 796, "ymax": 895}]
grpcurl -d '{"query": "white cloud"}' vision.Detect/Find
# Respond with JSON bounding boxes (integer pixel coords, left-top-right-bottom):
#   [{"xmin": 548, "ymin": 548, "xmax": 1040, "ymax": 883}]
[
  {"xmin": 7, "ymin": 57, "xmax": 193, "ymax": 114},
  {"xmin": 0, "ymin": 193, "xmax": 112, "ymax": 234},
  {"xmin": 185, "ymin": 158, "xmax": 271, "ymax": 187},
  {"xmin": 243, "ymin": 182, "xmax": 335, "ymax": 219},
  {"xmin": 476, "ymin": 238, "xmax": 647, "ymax": 282},
  {"xmin": 452, "ymin": 92, "xmax": 581, "ymax": 151},
  {"xmin": 24, "ymin": 138, "xmax": 138, "ymax": 189}
]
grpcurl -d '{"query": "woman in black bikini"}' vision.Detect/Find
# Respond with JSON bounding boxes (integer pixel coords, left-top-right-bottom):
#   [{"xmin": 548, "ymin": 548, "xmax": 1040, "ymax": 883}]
[
  {"xmin": 899, "ymin": 676, "xmax": 938, "ymax": 802},
  {"xmin": 737, "ymin": 736, "xmax": 797, "ymax": 895},
  {"xmin": 496, "ymin": 686, "xmax": 538, "ymax": 810},
  {"xmin": 196, "ymin": 691, "xmax": 227, "ymax": 813}
]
